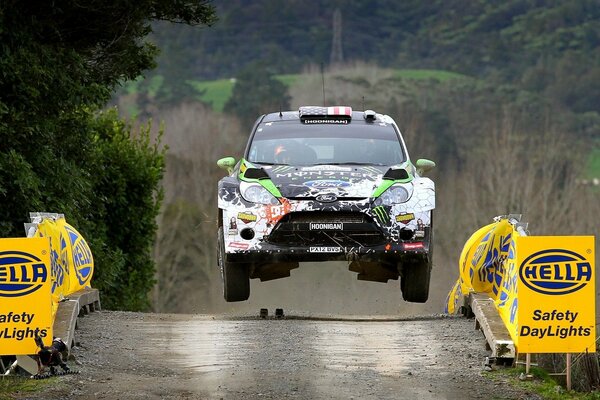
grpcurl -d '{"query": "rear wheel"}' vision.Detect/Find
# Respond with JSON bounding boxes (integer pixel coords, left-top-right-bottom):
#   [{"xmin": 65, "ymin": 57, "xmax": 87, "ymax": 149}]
[
  {"xmin": 218, "ymin": 227, "xmax": 250, "ymax": 302},
  {"xmin": 401, "ymin": 256, "xmax": 432, "ymax": 303}
]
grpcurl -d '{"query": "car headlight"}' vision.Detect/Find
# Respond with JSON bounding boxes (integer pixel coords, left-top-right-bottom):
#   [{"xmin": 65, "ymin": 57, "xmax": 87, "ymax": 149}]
[
  {"xmin": 241, "ymin": 184, "xmax": 279, "ymax": 205},
  {"xmin": 375, "ymin": 185, "xmax": 411, "ymax": 205}
]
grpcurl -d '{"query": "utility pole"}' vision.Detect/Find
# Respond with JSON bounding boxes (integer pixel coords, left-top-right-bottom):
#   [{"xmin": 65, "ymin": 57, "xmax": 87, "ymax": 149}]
[{"xmin": 330, "ymin": 8, "xmax": 343, "ymax": 65}]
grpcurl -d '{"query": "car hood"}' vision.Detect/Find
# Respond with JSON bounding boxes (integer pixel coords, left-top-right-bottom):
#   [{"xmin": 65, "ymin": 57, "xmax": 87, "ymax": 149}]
[{"xmin": 262, "ymin": 164, "xmax": 389, "ymax": 198}]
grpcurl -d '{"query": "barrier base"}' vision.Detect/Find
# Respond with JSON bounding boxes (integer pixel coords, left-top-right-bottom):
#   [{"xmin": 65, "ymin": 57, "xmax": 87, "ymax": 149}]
[
  {"xmin": 470, "ymin": 293, "xmax": 515, "ymax": 361},
  {"xmin": 55, "ymin": 288, "xmax": 101, "ymax": 351}
]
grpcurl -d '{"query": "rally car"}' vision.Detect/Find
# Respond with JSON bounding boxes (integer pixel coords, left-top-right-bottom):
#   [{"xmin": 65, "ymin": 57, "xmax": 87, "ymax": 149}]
[{"xmin": 217, "ymin": 106, "xmax": 435, "ymax": 302}]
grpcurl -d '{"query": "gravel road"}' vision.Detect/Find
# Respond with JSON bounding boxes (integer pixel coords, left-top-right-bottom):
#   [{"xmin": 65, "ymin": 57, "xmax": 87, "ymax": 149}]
[{"xmin": 15, "ymin": 310, "xmax": 542, "ymax": 400}]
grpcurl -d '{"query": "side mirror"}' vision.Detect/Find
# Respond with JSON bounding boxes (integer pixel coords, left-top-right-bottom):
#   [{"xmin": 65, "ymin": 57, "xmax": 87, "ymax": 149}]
[
  {"xmin": 415, "ymin": 159, "xmax": 436, "ymax": 175},
  {"xmin": 217, "ymin": 157, "xmax": 236, "ymax": 174}
]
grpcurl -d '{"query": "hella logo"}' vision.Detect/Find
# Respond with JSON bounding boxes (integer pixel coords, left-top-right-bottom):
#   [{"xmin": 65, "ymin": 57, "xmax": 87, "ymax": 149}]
[
  {"xmin": 305, "ymin": 180, "xmax": 350, "ymax": 189},
  {"xmin": 519, "ymin": 249, "xmax": 592, "ymax": 295},
  {"xmin": 0, "ymin": 251, "xmax": 48, "ymax": 297},
  {"xmin": 315, "ymin": 193, "xmax": 338, "ymax": 203},
  {"xmin": 65, "ymin": 225, "xmax": 93, "ymax": 286}
]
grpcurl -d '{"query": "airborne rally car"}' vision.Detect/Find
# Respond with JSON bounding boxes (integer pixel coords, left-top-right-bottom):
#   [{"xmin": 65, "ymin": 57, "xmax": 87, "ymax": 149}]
[{"xmin": 217, "ymin": 106, "xmax": 435, "ymax": 302}]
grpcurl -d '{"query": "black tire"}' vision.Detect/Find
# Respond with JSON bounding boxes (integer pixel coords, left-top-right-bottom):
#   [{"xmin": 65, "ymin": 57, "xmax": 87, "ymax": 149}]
[
  {"xmin": 218, "ymin": 227, "xmax": 250, "ymax": 302},
  {"xmin": 401, "ymin": 256, "xmax": 432, "ymax": 303},
  {"xmin": 401, "ymin": 213, "xmax": 433, "ymax": 303}
]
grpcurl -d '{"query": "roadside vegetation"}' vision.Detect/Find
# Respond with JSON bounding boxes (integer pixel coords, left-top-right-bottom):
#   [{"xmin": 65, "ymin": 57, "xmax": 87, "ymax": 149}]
[
  {"xmin": 0, "ymin": 377, "xmax": 55, "ymax": 400},
  {"xmin": 486, "ymin": 366, "xmax": 600, "ymax": 400},
  {"xmin": 0, "ymin": 0, "xmax": 215, "ymax": 310}
]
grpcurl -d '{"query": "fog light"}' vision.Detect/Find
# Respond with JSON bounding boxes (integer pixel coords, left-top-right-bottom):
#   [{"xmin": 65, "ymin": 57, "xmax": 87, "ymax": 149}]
[
  {"xmin": 400, "ymin": 228, "xmax": 414, "ymax": 240},
  {"xmin": 240, "ymin": 228, "xmax": 255, "ymax": 240}
]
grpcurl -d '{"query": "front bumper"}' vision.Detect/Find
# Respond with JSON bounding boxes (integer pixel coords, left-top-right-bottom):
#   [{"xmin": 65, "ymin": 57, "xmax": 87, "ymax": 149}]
[{"xmin": 221, "ymin": 196, "xmax": 433, "ymax": 265}]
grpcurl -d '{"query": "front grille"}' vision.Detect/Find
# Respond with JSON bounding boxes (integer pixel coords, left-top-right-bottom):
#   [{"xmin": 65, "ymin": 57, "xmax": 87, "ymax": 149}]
[
  {"xmin": 266, "ymin": 211, "xmax": 385, "ymax": 247},
  {"xmin": 282, "ymin": 212, "xmax": 366, "ymax": 223}
]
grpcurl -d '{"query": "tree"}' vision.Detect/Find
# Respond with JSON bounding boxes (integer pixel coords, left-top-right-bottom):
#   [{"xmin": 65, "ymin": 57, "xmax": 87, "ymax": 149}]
[
  {"xmin": 0, "ymin": 1, "xmax": 215, "ymax": 310},
  {"xmin": 224, "ymin": 62, "xmax": 291, "ymax": 127}
]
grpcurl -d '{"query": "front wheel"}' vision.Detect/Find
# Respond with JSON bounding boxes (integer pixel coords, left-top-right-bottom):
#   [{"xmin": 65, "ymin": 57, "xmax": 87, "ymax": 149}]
[
  {"xmin": 400, "ymin": 256, "xmax": 432, "ymax": 303},
  {"xmin": 218, "ymin": 227, "xmax": 250, "ymax": 302}
]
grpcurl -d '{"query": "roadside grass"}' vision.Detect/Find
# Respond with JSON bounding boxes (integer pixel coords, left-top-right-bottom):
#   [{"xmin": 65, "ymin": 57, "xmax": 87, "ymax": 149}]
[
  {"xmin": 0, "ymin": 376, "xmax": 53, "ymax": 400},
  {"xmin": 485, "ymin": 367, "xmax": 600, "ymax": 400}
]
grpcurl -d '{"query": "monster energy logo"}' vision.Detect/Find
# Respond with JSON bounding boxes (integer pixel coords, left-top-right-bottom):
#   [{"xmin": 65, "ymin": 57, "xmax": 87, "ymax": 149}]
[{"xmin": 372, "ymin": 206, "xmax": 390, "ymax": 224}]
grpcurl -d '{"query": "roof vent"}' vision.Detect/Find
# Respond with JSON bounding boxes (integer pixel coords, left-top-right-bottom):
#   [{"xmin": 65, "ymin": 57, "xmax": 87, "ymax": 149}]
[{"xmin": 364, "ymin": 110, "xmax": 376, "ymax": 122}]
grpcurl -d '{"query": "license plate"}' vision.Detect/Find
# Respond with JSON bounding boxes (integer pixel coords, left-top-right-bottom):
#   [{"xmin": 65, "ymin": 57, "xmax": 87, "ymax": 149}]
[
  {"xmin": 309, "ymin": 222, "xmax": 343, "ymax": 230},
  {"xmin": 309, "ymin": 246, "xmax": 342, "ymax": 253}
]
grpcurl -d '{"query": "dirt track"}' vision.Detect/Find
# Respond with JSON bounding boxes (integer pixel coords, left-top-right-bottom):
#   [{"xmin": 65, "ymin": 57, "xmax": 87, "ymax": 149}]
[{"xmin": 18, "ymin": 311, "xmax": 540, "ymax": 400}]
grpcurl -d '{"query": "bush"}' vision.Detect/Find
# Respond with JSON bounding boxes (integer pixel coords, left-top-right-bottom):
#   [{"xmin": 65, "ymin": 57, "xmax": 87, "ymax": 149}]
[{"xmin": 87, "ymin": 110, "xmax": 166, "ymax": 310}]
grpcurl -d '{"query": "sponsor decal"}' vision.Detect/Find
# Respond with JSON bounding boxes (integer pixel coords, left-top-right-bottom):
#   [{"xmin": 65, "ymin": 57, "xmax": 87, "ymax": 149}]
[
  {"xmin": 309, "ymin": 223, "xmax": 343, "ymax": 230},
  {"xmin": 272, "ymin": 170, "xmax": 375, "ymax": 180},
  {"xmin": 309, "ymin": 247, "xmax": 342, "ymax": 253},
  {"xmin": 303, "ymin": 119, "xmax": 348, "ymax": 124},
  {"xmin": 305, "ymin": 180, "xmax": 350, "ymax": 189},
  {"xmin": 64, "ymin": 225, "xmax": 93, "ymax": 286},
  {"xmin": 0, "ymin": 251, "xmax": 48, "ymax": 297},
  {"xmin": 403, "ymin": 242, "xmax": 424, "ymax": 250},
  {"xmin": 228, "ymin": 242, "xmax": 250, "ymax": 250},
  {"xmin": 228, "ymin": 217, "xmax": 238, "ymax": 235},
  {"xmin": 520, "ymin": 309, "xmax": 591, "ymax": 339},
  {"xmin": 302, "ymin": 165, "xmax": 351, "ymax": 172},
  {"xmin": 47, "ymin": 237, "xmax": 63, "ymax": 295},
  {"xmin": 516, "ymin": 236, "xmax": 595, "ymax": 353},
  {"xmin": 519, "ymin": 249, "xmax": 592, "ymax": 295},
  {"xmin": 372, "ymin": 206, "xmax": 390, "ymax": 224},
  {"xmin": 395, "ymin": 213, "xmax": 415, "ymax": 224},
  {"xmin": 315, "ymin": 193, "xmax": 338, "ymax": 203},
  {"xmin": 0, "ymin": 238, "xmax": 52, "ymax": 355},
  {"xmin": 0, "ymin": 316, "xmax": 48, "ymax": 341},
  {"xmin": 238, "ymin": 212, "xmax": 257, "ymax": 224},
  {"xmin": 265, "ymin": 198, "xmax": 292, "ymax": 224}
]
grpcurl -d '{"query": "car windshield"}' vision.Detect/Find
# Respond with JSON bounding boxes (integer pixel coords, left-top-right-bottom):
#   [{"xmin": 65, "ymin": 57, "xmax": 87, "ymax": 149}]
[{"xmin": 247, "ymin": 120, "xmax": 406, "ymax": 166}]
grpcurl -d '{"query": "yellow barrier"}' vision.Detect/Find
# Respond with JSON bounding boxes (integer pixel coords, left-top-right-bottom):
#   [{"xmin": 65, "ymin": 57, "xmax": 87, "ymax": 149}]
[
  {"xmin": 34, "ymin": 216, "xmax": 94, "ymax": 321},
  {"xmin": 447, "ymin": 216, "xmax": 596, "ymax": 353},
  {"xmin": 0, "ymin": 237, "xmax": 52, "ymax": 355},
  {"xmin": 0, "ymin": 214, "xmax": 95, "ymax": 355},
  {"xmin": 445, "ymin": 218, "xmax": 516, "ymax": 317}
]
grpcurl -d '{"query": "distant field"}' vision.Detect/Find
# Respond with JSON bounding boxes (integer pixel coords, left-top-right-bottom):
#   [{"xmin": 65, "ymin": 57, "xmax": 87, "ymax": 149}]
[
  {"xmin": 588, "ymin": 145, "xmax": 600, "ymax": 178},
  {"xmin": 120, "ymin": 69, "xmax": 465, "ymax": 112},
  {"xmin": 392, "ymin": 69, "xmax": 467, "ymax": 81},
  {"xmin": 188, "ymin": 79, "xmax": 234, "ymax": 112}
]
